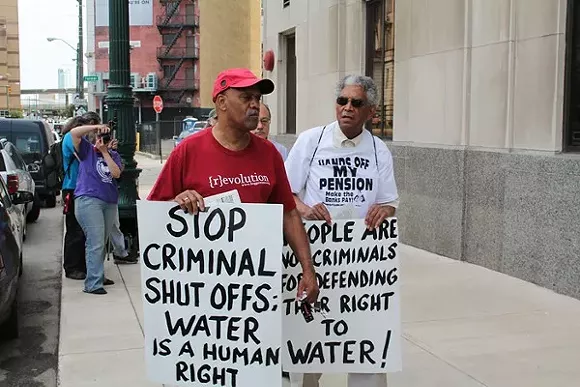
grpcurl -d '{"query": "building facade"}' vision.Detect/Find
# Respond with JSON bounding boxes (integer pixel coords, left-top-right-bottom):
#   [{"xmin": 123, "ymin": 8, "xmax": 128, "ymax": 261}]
[
  {"xmin": 264, "ymin": 0, "xmax": 580, "ymax": 300},
  {"xmin": 86, "ymin": 0, "xmax": 200, "ymax": 122},
  {"xmin": 0, "ymin": 0, "xmax": 21, "ymax": 116},
  {"xmin": 198, "ymin": 0, "xmax": 262, "ymax": 106},
  {"xmin": 58, "ymin": 68, "xmax": 73, "ymax": 89}
]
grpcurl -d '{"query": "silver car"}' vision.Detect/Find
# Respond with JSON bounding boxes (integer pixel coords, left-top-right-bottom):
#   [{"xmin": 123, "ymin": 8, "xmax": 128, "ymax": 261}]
[{"xmin": 0, "ymin": 139, "xmax": 37, "ymax": 240}]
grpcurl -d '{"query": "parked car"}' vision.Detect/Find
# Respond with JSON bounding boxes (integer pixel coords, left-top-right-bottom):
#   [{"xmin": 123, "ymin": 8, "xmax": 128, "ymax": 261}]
[
  {"xmin": 173, "ymin": 121, "xmax": 207, "ymax": 148},
  {"xmin": 0, "ymin": 177, "xmax": 34, "ymax": 340},
  {"xmin": 0, "ymin": 139, "xmax": 37, "ymax": 227},
  {"xmin": 52, "ymin": 122, "xmax": 66, "ymax": 135},
  {"xmin": 0, "ymin": 119, "xmax": 57, "ymax": 208}
]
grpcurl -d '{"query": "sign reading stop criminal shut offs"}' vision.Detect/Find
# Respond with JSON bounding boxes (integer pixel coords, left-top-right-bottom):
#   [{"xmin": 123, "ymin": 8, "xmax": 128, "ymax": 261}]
[{"xmin": 137, "ymin": 201, "xmax": 284, "ymax": 387}]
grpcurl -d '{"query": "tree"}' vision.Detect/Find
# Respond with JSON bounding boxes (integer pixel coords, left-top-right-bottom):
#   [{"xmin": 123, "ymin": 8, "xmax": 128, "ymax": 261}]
[
  {"xmin": 9, "ymin": 109, "xmax": 23, "ymax": 118},
  {"xmin": 64, "ymin": 104, "xmax": 75, "ymax": 117}
]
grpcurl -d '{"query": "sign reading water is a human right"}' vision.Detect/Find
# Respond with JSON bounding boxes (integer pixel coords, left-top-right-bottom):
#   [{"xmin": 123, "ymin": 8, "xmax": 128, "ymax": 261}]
[
  {"xmin": 137, "ymin": 201, "xmax": 283, "ymax": 387},
  {"xmin": 282, "ymin": 218, "xmax": 401, "ymax": 373}
]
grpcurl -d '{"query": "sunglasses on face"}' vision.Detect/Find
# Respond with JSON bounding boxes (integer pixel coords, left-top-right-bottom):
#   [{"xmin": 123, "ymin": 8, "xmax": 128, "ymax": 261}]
[{"xmin": 336, "ymin": 96, "xmax": 366, "ymax": 108}]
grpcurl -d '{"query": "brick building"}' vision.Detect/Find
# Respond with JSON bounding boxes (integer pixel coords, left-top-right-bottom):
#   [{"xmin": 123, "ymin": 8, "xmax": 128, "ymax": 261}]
[
  {"xmin": 0, "ymin": 0, "xmax": 21, "ymax": 116},
  {"xmin": 86, "ymin": 0, "xmax": 200, "ymax": 122}
]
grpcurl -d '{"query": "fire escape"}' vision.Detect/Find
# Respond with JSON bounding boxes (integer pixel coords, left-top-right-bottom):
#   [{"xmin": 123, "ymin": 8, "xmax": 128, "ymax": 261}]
[{"xmin": 157, "ymin": 0, "xmax": 199, "ymax": 104}]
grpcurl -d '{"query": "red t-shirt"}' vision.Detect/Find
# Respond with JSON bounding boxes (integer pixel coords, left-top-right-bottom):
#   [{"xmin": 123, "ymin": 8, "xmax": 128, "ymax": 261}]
[{"xmin": 147, "ymin": 128, "xmax": 296, "ymax": 212}]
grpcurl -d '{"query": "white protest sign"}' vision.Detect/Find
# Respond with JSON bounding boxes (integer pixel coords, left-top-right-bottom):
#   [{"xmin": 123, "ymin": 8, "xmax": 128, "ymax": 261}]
[
  {"xmin": 137, "ymin": 201, "xmax": 283, "ymax": 387},
  {"xmin": 282, "ymin": 218, "xmax": 401, "ymax": 373}
]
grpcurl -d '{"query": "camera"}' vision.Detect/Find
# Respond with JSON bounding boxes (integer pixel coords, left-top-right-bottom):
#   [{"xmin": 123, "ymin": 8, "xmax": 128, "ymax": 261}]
[{"xmin": 99, "ymin": 133, "xmax": 111, "ymax": 145}]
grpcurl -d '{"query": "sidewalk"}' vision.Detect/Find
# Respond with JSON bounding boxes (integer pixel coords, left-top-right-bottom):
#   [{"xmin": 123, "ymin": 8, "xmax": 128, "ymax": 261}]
[{"xmin": 58, "ymin": 156, "xmax": 580, "ymax": 387}]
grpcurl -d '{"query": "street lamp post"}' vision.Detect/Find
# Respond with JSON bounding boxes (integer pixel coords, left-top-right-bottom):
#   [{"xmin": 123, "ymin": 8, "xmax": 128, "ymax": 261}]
[
  {"xmin": 77, "ymin": 0, "xmax": 84, "ymax": 100},
  {"xmin": 106, "ymin": 0, "xmax": 141, "ymax": 249}
]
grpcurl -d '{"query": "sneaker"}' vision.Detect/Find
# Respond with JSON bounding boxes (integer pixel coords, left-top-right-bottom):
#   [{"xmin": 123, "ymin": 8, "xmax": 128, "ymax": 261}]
[
  {"xmin": 104, "ymin": 278, "xmax": 115, "ymax": 286},
  {"xmin": 66, "ymin": 271, "xmax": 86, "ymax": 280},
  {"xmin": 114, "ymin": 254, "xmax": 138, "ymax": 265},
  {"xmin": 83, "ymin": 288, "xmax": 107, "ymax": 295}
]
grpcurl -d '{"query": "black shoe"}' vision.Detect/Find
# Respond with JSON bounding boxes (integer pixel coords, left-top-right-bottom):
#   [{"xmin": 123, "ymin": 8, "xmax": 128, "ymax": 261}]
[
  {"xmin": 66, "ymin": 271, "xmax": 86, "ymax": 280},
  {"xmin": 114, "ymin": 254, "xmax": 138, "ymax": 265},
  {"xmin": 104, "ymin": 278, "xmax": 115, "ymax": 286},
  {"xmin": 83, "ymin": 288, "xmax": 107, "ymax": 295}
]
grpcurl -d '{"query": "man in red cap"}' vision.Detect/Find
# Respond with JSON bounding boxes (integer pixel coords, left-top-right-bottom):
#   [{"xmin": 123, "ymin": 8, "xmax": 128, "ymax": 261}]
[{"xmin": 147, "ymin": 68, "xmax": 319, "ymax": 304}]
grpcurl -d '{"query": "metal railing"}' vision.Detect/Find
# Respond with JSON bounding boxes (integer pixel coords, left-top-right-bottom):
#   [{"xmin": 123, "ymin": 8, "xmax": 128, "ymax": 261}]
[
  {"xmin": 156, "ymin": 14, "xmax": 199, "ymax": 28},
  {"xmin": 157, "ymin": 46, "xmax": 199, "ymax": 59},
  {"xmin": 158, "ymin": 78, "xmax": 199, "ymax": 91},
  {"xmin": 137, "ymin": 119, "xmax": 184, "ymax": 159}
]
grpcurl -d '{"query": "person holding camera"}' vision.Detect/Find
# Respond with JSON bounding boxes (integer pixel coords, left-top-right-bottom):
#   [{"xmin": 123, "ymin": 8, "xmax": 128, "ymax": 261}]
[{"xmin": 70, "ymin": 123, "xmax": 122, "ymax": 295}]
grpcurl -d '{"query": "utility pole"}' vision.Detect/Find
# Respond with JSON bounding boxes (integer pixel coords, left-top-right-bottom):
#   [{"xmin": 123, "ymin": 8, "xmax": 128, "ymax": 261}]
[
  {"xmin": 106, "ymin": 0, "xmax": 141, "ymax": 253},
  {"xmin": 77, "ymin": 0, "xmax": 84, "ymax": 100}
]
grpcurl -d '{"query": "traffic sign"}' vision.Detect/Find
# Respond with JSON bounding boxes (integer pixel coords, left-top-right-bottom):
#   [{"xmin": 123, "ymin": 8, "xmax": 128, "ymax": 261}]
[
  {"xmin": 75, "ymin": 106, "xmax": 87, "ymax": 116},
  {"xmin": 84, "ymin": 75, "xmax": 98, "ymax": 82},
  {"xmin": 153, "ymin": 95, "xmax": 163, "ymax": 114}
]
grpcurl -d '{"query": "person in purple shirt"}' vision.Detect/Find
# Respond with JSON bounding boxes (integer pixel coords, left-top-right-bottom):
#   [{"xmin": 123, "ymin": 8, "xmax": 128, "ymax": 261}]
[{"xmin": 70, "ymin": 123, "xmax": 122, "ymax": 295}]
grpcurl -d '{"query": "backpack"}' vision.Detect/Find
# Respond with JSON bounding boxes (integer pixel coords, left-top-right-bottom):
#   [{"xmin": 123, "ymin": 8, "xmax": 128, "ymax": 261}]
[{"xmin": 44, "ymin": 141, "xmax": 74, "ymax": 190}]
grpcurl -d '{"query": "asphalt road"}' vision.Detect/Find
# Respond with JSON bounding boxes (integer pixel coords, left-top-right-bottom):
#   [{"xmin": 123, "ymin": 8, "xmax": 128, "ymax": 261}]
[{"xmin": 0, "ymin": 206, "xmax": 63, "ymax": 387}]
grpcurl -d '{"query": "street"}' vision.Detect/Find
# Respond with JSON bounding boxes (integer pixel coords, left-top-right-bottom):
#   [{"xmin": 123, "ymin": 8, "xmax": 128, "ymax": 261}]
[{"xmin": 0, "ymin": 206, "xmax": 63, "ymax": 387}]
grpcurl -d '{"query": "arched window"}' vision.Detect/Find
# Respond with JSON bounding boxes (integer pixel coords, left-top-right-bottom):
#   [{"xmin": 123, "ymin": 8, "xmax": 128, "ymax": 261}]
[{"xmin": 365, "ymin": 0, "xmax": 395, "ymax": 140}]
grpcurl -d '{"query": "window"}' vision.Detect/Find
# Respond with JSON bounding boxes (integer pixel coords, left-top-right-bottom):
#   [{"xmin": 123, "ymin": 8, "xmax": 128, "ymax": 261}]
[
  {"xmin": 283, "ymin": 0, "xmax": 290, "ymax": 8},
  {"xmin": 163, "ymin": 65, "xmax": 176, "ymax": 78},
  {"xmin": 563, "ymin": 0, "xmax": 580, "ymax": 151},
  {"xmin": 365, "ymin": 0, "xmax": 394, "ymax": 140},
  {"xmin": 162, "ymin": 33, "xmax": 176, "ymax": 46},
  {"xmin": 6, "ymin": 144, "xmax": 25, "ymax": 170}
]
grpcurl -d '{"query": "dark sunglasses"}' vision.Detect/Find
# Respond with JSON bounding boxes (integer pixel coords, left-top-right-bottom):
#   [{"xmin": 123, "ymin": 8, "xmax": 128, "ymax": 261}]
[{"xmin": 336, "ymin": 96, "xmax": 366, "ymax": 108}]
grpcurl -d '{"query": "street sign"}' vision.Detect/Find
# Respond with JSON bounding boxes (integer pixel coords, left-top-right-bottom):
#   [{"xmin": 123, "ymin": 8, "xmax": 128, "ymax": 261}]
[
  {"xmin": 84, "ymin": 75, "xmax": 98, "ymax": 82},
  {"xmin": 75, "ymin": 106, "xmax": 87, "ymax": 116},
  {"xmin": 73, "ymin": 96, "xmax": 88, "ymax": 107},
  {"xmin": 153, "ymin": 95, "xmax": 163, "ymax": 114}
]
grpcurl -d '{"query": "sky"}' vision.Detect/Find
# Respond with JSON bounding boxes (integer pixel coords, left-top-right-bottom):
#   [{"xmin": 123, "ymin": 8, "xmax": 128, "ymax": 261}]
[{"xmin": 18, "ymin": 0, "xmax": 88, "ymax": 89}]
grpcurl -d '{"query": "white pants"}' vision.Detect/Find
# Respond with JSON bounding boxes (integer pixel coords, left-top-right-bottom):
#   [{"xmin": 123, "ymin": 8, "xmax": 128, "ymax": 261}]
[{"xmin": 289, "ymin": 373, "xmax": 387, "ymax": 387}]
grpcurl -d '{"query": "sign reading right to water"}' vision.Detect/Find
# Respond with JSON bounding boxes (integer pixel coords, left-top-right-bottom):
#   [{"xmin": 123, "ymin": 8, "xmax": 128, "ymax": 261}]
[{"xmin": 282, "ymin": 218, "xmax": 402, "ymax": 373}]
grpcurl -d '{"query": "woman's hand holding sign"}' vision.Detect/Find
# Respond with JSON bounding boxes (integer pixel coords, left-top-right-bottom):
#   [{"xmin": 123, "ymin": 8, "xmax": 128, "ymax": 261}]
[{"xmin": 174, "ymin": 190, "xmax": 206, "ymax": 214}]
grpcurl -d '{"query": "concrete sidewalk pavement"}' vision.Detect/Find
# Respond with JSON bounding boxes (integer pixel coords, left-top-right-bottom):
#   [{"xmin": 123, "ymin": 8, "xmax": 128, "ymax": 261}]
[{"xmin": 57, "ymin": 156, "xmax": 580, "ymax": 387}]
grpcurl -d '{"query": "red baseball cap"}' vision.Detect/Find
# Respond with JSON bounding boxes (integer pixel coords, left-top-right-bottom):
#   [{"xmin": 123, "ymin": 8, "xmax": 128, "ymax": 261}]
[{"xmin": 212, "ymin": 68, "xmax": 275, "ymax": 102}]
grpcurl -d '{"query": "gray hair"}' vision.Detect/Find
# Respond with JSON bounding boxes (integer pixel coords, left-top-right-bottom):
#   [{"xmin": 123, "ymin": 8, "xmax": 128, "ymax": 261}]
[
  {"xmin": 336, "ymin": 75, "xmax": 379, "ymax": 106},
  {"xmin": 261, "ymin": 102, "xmax": 271, "ymax": 118}
]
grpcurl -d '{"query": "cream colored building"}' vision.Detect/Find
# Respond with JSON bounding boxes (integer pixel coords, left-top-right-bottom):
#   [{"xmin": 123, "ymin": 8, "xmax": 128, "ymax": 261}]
[
  {"xmin": 199, "ymin": 0, "xmax": 262, "ymax": 107},
  {"xmin": 0, "ymin": 0, "xmax": 21, "ymax": 115},
  {"xmin": 263, "ymin": 0, "xmax": 580, "ymax": 301}
]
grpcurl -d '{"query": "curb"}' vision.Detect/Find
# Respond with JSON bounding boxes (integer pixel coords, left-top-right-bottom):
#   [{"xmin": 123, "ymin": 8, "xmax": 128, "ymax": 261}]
[{"xmin": 135, "ymin": 151, "xmax": 163, "ymax": 160}]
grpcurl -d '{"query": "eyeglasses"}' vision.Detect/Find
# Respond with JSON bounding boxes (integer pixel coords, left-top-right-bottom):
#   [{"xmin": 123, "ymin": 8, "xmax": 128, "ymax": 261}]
[
  {"xmin": 259, "ymin": 117, "xmax": 271, "ymax": 124},
  {"xmin": 336, "ymin": 96, "xmax": 366, "ymax": 108}
]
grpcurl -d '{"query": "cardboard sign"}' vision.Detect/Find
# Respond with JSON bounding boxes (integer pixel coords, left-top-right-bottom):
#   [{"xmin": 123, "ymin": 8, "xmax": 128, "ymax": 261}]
[
  {"xmin": 282, "ymin": 219, "xmax": 401, "ymax": 373},
  {"xmin": 137, "ymin": 201, "xmax": 283, "ymax": 387}
]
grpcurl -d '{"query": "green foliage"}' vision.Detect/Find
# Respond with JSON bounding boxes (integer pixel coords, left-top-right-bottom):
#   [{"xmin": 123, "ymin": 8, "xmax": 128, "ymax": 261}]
[{"xmin": 9, "ymin": 109, "xmax": 23, "ymax": 118}]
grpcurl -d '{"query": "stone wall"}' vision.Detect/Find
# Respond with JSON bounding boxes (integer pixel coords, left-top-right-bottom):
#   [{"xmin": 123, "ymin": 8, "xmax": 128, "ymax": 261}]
[{"xmin": 273, "ymin": 133, "xmax": 580, "ymax": 300}]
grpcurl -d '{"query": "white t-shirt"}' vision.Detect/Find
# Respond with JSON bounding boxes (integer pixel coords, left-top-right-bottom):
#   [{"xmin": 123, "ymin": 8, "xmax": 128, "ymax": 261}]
[{"xmin": 285, "ymin": 121, "xmax": 398, "ymax": 218}]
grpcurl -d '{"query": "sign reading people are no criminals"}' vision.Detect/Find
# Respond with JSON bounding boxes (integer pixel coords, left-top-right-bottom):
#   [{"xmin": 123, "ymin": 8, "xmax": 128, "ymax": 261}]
[
  {"xmin": 137, "ymin": 201, "xmax": 283, "ymax": 387},
  {"xmin": 282, "ymin": 218, "xmax": 401, "ymax": 373}
]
